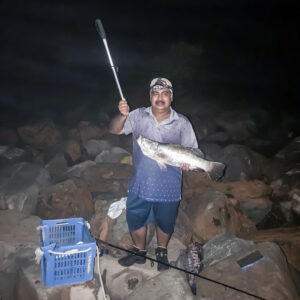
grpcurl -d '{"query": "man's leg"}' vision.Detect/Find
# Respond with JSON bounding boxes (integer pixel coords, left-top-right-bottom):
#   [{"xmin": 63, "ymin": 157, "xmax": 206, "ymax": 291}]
[
  {"xmin": 118, "ymin": 194, "xmax": 151, "ymax": 267},
  {"xmin": 118, "ymin": 226, "xmax": 147, "ymax": 267},
  {"xmin": 130, "ymin": 226, "xmax": 147, "ymax": 250},
  {"xmin": 156, "ymin": 225, "xmax": 171, "ymax": 248},
  {"xmin": 154, "ymin": 201, "xmax": 180, "ymax": 271}
]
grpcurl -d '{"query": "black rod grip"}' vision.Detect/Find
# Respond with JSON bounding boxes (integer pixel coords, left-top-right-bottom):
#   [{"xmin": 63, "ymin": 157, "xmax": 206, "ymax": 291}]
[{"xmin": 95, "ymin": 19, "xmax": 106, "ymax": 39}]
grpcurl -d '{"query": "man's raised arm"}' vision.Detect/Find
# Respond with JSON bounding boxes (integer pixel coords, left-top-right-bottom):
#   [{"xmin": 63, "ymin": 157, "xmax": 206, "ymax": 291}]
[{"xmin": 109, "ymin": 99, "xmax": 130, "ymax": 135}]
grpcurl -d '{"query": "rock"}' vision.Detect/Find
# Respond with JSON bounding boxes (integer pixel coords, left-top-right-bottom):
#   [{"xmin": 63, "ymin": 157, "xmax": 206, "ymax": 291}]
[
  {"xmin": 219, "ymin": 144, "xmax": 263, "ymax": 181},
  {"xmin": 215, "ymin": 180, "xmax": 272, "ymax": 224},
  {"xmin": 182, "ymin": 170, "xmax": 212, "ymax": 191},
  {"xmin": 64, "ymin": 139, "xmax": 82, "ymax": 163},
  {"xmin": 275, "ymin": 136, "xmax": 300, "ymax": 162},
  {"xmin": 183, "ymin": 189, "xmax": 255, "ymax": 242},
  {"xmin": 120, "ymin": 155, "xmax": 133, "ymax": 165},
  {"xmin": 97, "ymin": 253, "xmax": 193, "ymax": 300},
  {"xmin": 195, "ymin": 242, "xmax": 299, "ymax": 300},
  {"xmin": 291, "ymin": 188, "xmax": 300, "ymax": 216},
  {"xmin": 45, "ymin": 153, "xmax": 68, "ymax": 181},
  {"xmin": 97, "ymin": 254, "xmax": 159, "ymax": 300},
  {"xmin": 0, "ymin": 145, "xmax": 32, "ymax": 166},
  {"xmin": 0, "ymin": 162, "xmax": 51, "ymax": 214},
  {"xmin": 262, "ymin": 157, "xmax": 290, "ymax": 182},
  {"xmin": 95, "ymin": 147, "xmax": 130, "ymax": 163},
  {"xmin": 126, "ymin": 269, "xmax": 194, "ymax": 300},
  {"xmin": 99, "ymin": 133, "xmax": 132, "ymax": 153},
  {"xmin": 270, "ymin": 173, "xmax": 300, "ymax": 223},
  {"xmin": 82, "ymin": 163, "xmax": 132, "ymax": 198},
  {"xmin": 242, "ymin": 226, "xmax": 300, "ymax": 272},
  {"xmin": 198, "ymin": 142, "xmax": 222, "ymax": 161},
  {"xmin": 83, "ymin": 163, "xmax": 132, "ymax": 181},
  {"xmin": 36, "ymin": 178, "xmax": 94, "ymax": 220},
  {"xmin": 0, "ymin": 210, "xmax": 41, "ymax": 300},
  {"xmin": 15, "ymin": 263, "xmax": 100, "ymax": 300},
  {"xmin": 18, "ymin": 120, "xmax": 62, "ymax": 150},
  {"xmin": 84, "ymin": 139, "xmax": 112, "ymax": 158},
  {"xmin": 202, "ymin": 233, "xmax": 254, "ymax": 268},
  {"xmin": 65, "ymin": 160, "xmax": 96, "ymax": 178},
  {"xmin": 78, "ymin": 121, "xmax": 107, "ymax": 145},
  {"xmin": 173, "ymin": 206, "xmax": 194, "ymax": 246}
]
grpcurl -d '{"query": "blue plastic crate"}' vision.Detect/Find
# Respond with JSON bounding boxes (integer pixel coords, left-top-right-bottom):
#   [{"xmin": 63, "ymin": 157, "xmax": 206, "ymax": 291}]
[{"xmin": 38, "ymin": 218, "xmax": 96, "ymax": 287}]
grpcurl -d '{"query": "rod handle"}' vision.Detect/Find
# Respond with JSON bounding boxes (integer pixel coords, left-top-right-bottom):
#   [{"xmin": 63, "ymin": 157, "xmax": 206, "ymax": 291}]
[{"xmin": 95, "ymin": 19, "xmax": 106, "ymax": 39}]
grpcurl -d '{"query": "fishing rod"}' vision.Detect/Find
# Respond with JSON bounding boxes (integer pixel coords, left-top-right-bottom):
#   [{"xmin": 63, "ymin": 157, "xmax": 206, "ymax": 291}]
[
  {"xmin": 95, "ymin": 19, "xmax": 124, "ymax": 100},
  {"xmin": 96, "ymin": 238, "xmax": 266, "ymax": 300},
  {"xmin": 95, "ymin": 18, "xmax": 137, "ymax": 138}
]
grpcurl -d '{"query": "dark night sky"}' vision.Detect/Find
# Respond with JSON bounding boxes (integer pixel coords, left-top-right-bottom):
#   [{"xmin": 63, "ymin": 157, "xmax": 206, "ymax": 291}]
[{"xmin": 0, "ymin": 0, "xmax": 299, "ymax": 126}]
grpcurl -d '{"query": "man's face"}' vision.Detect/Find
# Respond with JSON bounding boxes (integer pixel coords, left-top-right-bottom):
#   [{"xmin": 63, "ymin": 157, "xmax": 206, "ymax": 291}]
[{"xmin": 150, "ymin": 88, "xmax": 173, "ymax": 110}]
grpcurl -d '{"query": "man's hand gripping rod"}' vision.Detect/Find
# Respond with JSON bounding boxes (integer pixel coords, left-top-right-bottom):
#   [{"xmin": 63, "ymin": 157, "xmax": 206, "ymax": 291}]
[{"xmin": 95, "ymin": 19, "xmax": 124, "ymax": 100}]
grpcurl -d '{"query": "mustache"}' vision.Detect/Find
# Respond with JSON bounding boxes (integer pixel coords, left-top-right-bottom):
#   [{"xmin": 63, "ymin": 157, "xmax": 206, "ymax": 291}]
[{"xmin": 155, "ymin": 101, "xmax": 165, "ymax": 105}]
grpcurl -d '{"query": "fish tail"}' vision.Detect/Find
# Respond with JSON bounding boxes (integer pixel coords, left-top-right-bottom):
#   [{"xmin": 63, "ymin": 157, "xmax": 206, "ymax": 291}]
[{"xmin": 207, "ymin": 162, "xmax": 226, "ymax": 181}]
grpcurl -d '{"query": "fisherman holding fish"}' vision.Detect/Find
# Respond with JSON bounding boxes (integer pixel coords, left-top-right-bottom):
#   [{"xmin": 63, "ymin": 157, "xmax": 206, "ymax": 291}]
[{"xmin": 109, "ymin": 78, "xmax": 222, "ymax": 270}]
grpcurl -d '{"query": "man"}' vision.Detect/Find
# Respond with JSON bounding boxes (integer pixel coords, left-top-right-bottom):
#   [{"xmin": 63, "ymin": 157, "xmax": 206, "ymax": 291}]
[{"xmin": 109, "ymin": 77, "xmax": 198, "ymax": 271}]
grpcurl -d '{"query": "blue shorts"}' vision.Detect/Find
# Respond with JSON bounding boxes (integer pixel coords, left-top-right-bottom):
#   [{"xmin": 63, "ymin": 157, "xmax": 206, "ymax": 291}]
[{"xmin": 126, "ymin": 193, "xmax": 180, "ymax": 235}]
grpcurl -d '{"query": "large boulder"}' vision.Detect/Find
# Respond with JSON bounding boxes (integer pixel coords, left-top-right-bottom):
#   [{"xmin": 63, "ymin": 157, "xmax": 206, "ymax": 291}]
[
  {"xmin": 65, "ymin": 160, "xmax": 96, "ymax": 178},
  {"xmin": 45, "ymin": 153, "xmax": 68, "ymax": 182},
  {"xmin": 82, "ymin": 163, "xmax": 132, "ymax": 199},
  {"xmin": 84, "ymin": 139, "xmax": 112, "ymax": 158},
  {"xmin": 242, "ymin": 226, "xmax": 300, "ymax": 272},
  {"xmin": 0, "ymin": 162, "xmax": 51, "ymax": 214},
  {"xmin": 275, "ymin": 136, "xmax": 300, "ymax": 162},
  {"xmin": 270, "ymin": 173, "xmax": 300, "ymax": 223},
  {"xmin": 0, "ymin": 210, "xmax": 41, "ymax": 300},
  {"xmin": 126, "ymin": 269, "xmax": 193, "ymax": 300},
  {"xmin": 95, "ymin": 146, "xmax": 130, "ymax": 164},
  {"xmin": 202, "ymin": 233, "xmax": 254, "ymax": 268},
  {"xmin": 78, "ymin": 121, "xmax": 107, "ymax": 145},
  {"xmin": 97, "ymin": 245, "xmax": 192, "ymax": 300},
  {"xmin": 64, "ymin": 139, "xmax": 82, "ymax": 163},
  {"xmin": 18, "ymin": 120, "xmax": 62, "ymax": 150},
  {"xmin": 183, "ymin": 189, "xmax": 255, "ymax": 242},
  {"xmin": 36, "ymin": 178, "xmax": 94, "ymax": 220},
  {"xmin": 219, "ymin": 144, "xmax": 264, "ymax": 181},
  {"xmin": 0, "ymin": 145, "xmax": 32, "ymax": 166},
  {"xmin": 15, "ymin": 263, "xmax": 100, "ymax": 300},
  {"xmin": 196, "ymin": 242, "xmax": 299, "ymax": 300},
  {"xmin": 215, "ymin": 180, "xmax": 272, "ymax": 224}
]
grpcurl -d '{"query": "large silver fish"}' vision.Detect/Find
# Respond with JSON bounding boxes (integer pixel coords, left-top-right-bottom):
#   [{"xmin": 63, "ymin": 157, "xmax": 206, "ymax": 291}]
[{"xmin": 137, "ymin": 136, "xmax": 225, "ymax": 181}]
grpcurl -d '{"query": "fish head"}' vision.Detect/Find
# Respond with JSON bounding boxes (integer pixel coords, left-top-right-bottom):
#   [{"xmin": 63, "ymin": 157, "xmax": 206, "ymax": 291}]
[{"xmin": 137, "ymin": 136, "xmax": 158, "ymax": 157}]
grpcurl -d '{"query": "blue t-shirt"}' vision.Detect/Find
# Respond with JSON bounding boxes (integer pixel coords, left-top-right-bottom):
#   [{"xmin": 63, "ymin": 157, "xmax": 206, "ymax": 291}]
[{"xmin": 124, "ymin": 106, "xmax": 198, "ymax": 202}]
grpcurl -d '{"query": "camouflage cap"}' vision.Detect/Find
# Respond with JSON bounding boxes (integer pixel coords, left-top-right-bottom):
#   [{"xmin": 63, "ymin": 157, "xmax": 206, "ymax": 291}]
[{"xmin": 150, "ymin": 77, "xmax": 173, "ymax": 91}]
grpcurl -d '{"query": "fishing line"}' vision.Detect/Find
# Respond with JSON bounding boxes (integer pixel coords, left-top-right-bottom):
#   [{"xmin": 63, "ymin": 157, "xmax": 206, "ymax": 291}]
[{"xmin": 96, "ymin": 238, "xmax": 266, "ymax": 300}]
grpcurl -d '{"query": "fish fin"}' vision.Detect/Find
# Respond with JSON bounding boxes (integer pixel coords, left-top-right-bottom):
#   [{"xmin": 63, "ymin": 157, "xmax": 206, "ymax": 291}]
[
  {"xmin": 157, "ymin": 161, "xmax": 167, "ymax": 171},
  {"xmin": 207, "ymin": 162, "xmax": 226, "ymax": 181},
  {"xmin": 188, "ymin": 148, "xmax": 205, "ymax": 158}
]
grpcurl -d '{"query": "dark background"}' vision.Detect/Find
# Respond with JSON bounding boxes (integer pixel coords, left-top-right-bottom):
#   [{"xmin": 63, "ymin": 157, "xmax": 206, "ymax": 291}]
[{"xmin": 0, "ymin": 0, "xmax": 299, "ymax": 127}]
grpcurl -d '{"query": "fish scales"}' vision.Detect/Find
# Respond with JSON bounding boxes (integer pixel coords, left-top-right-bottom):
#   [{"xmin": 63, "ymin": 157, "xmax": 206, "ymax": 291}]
[{"xmin": 137, "ymin": 136, "xmax": 225, "ymax": 181}]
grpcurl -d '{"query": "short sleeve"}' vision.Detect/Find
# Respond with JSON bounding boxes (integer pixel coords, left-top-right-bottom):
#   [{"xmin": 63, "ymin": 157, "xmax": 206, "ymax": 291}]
[
  {"xmin": 181, "ymin": 119, "xmax": 198, "ymax": 148},
  {"xmin": 123, "ymin": 108, "xmax": 139, "ymax": 135}
]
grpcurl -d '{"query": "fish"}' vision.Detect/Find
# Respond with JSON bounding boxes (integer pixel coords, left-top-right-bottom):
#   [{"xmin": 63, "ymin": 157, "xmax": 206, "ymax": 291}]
[{"xmin": 137, "ymin": 136, "xmax": 225, "ymax": 181}]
